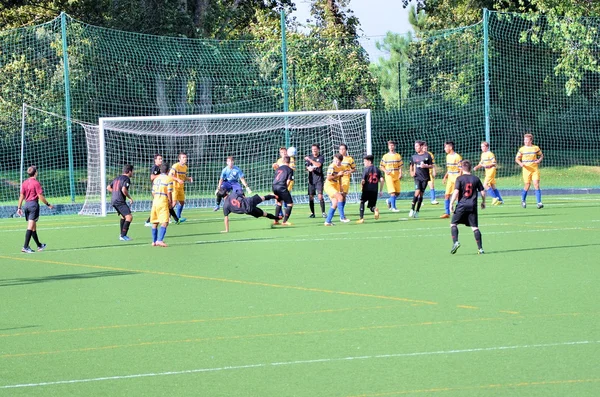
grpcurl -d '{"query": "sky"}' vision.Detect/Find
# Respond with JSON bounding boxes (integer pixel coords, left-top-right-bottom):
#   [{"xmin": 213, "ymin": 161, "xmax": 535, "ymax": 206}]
[{"xmin": 290, "ymin": 0, "xmax": 414, "ymax": 61}]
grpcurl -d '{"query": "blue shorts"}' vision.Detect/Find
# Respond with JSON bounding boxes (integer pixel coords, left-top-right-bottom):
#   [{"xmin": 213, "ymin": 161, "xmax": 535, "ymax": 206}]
[{"xmin": 221, "ymin": 181, "xmax": 242, "ymax": 193}]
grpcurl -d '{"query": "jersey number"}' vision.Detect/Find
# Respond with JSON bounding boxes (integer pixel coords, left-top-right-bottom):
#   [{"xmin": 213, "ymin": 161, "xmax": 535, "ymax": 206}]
[
  {"xmin": 231, "ymin": 198, "xmax": 241, "ymax": 208},
  {"xmin": 464, "ymin": 183, "xmax": 473, "ymax": 198},
  {"xmin": 367, "ymin": 172, "xmax": 379, "ymax": 183},
  {"xmin": 275, "ymin": 169, "xmax": 284, "ymax": 182}
]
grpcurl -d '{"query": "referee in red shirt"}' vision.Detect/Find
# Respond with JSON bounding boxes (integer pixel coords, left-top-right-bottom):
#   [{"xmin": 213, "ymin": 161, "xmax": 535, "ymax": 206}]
[{"xmin": 17, "ymin": 166, "xmax": 53, "ymax": 253}]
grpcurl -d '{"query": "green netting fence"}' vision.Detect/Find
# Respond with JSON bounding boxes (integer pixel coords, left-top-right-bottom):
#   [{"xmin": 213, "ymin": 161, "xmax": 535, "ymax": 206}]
[{"xmin": 1, "ymin": 10, "xmax": 599, "ymax": 214}]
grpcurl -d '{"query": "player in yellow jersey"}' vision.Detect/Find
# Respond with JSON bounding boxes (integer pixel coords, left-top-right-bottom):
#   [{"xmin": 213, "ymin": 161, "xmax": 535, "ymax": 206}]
[
  {"xmin": 474, "ymin": 141, "xmax": 504, "ymax": 206},
  {"xmin": 150, "ymin": 164, "xmax": 173, "ymax": 247},
  {"xmin": 422, "ymin": 143, "xmax": 439, "ymax": 205},
  {"xmin": 441, "ymin": 141, "xmax": 462, "ymax": 218},
  {"xmin": 515, "ymin": 133, "xmax": 544, "ymax": 209},
  {"xmin": 379, "ymin": 140, "xmax": 403, "ymax": 212},
  {"xmin": 338, "ymin": 144, "xmax": 356, "ymax": 221},
  {"xmin": 169, "ymin": 152, "xmax": 193, "ymax": 222},
  {"xmin": 324, "ymin": 153, "xmax": 349, "ymax": 225}
]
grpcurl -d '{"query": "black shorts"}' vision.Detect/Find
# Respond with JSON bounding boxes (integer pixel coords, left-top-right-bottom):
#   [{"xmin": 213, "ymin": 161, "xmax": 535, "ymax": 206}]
[
  {"xmin": 414, "ymin": 179, "xmax": 428, "ymax": 192},
  {"xmin": 451, "ymin": 205, "xmax": 478, "ymax": 227},
  {"xmin": 113, "ymin": 202, "xmax": 131, "ymax": 217},
  {"xmin": 24, "ymin": 201, "xmax": 40, "ymax": 222},
  {"xmin": 273, "ymin": 187, "xmax": 293, "ymax": 205},
  {"xmin": 308, "ymin": 180, "xmax": 324, "ymax": 196},
  {"xmin": 243, "ymin": 195, "xmax": 264, "ymax": 218},
  {"xmin": 360, "ymin": 191, "xmax": 378, "ymax": 208},
  {"xmin": 247, "ymin": 207, "xmax": 265, "ymax": 218}
]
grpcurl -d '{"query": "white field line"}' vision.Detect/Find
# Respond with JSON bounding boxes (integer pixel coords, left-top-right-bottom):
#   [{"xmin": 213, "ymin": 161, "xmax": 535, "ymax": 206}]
[{"xmin": 0, "ymin": 340, "xmax": 595, "ymax": 390}]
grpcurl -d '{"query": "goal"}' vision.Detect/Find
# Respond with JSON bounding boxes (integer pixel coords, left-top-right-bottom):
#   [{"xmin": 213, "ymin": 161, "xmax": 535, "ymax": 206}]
[{"xmin": 80, "ymin": 110, "xmax": 371, "ymax": 216}]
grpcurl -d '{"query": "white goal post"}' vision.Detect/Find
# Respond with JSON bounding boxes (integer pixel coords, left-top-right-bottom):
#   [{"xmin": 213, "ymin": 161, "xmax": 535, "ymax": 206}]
[{"xmin": 80, "ymin": 109, "xmax": 371, "ymax": 216}]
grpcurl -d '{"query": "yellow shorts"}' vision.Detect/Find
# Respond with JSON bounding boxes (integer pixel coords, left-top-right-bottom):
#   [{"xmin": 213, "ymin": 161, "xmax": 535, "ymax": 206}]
[
  {"xmin": 341, "ymin": 177, "xmax": 351, "ymax": 194},
  {"xmin": 384, "ymin": 174, "xmax": 400, "ymax": 194},
  {"xmin": 522, "ymin": 167, "xmax": 540, "ymax": 183},
  {"xmin": 483, "ymin": 169, "xmax": 496, "ymax": 187},
  {"xmin": 324, "ymin": 184, "xmax": 341, "ymax": 200},
  {"xmin": 445, "ymin": 178, "xmax": 458, "ymax": 196},
  {"xmin": 172, "ymin": 188, "xmax": 185, "ymax": 202},
  {"xmin": 150, "ymin": 202, "xmax": 170, "ymax": 224}
]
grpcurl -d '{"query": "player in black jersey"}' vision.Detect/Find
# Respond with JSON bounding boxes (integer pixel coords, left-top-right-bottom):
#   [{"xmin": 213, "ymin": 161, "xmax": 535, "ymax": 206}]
[
  {"xmin": 107, "ymin": 164, "xmax": 134, "ymax": 241},
  {"xmin": 448, "ymin": 160, "xmax": 486, "ymax": 254},
  {"xmin": 221, "ymin": 190, "xmax": 279, "ymax": 233},
  {"xmin": 272, "ymin": 155, "xmax": 294, "ymax": 226},
  {"xmin": 409, "ymin": 140, "xmax": 434, "ymax": 219},
  {"xmin": 357, "ymin": 155, "xmax": 384, "ymax": 224},
  {"xmin": 304, "ymin": 144, "xmax": 326, "ymax": 218}
]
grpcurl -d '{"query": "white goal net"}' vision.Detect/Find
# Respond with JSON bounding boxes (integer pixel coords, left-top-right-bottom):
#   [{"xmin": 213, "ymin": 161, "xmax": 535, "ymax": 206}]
[{"xmin": 80, "ymin": 110, "xmax": 371, "ymax": 216}]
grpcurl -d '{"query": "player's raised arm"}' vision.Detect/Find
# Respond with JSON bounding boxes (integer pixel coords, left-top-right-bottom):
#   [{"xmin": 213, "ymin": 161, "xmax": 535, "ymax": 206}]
[{"xmin": 240, "ymin": 177, "xmax": 252, "ymax": 194}]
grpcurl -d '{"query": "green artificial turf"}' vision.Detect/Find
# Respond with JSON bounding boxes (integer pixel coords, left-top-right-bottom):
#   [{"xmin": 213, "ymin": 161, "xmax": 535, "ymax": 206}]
[{"xmin": 0, "ymin": 195, "xmax": 599, "ymax": 396}]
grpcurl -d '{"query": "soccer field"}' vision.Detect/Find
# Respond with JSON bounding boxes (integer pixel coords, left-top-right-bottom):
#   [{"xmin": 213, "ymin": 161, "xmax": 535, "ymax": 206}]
[{"xmin": 1, "ymin": 196, "xmax": 599, "ymax": 396}]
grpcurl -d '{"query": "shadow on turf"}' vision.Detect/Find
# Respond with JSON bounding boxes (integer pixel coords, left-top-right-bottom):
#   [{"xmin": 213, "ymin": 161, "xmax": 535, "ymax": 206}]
[
  {"xmin": 0, "ymin": 270, "xmax": 138, "ymax": 287},
  {"xmin": 0, "ymin": 325, "xmax": 38, "ymax": 331},
  {"xmin": 485, "ymin": 242, "xmax": 600, "ymax": 255}
]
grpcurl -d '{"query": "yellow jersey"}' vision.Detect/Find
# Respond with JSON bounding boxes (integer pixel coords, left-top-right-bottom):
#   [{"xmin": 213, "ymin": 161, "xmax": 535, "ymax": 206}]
[
  {"xmin": 379, "ymin": 152, "xmax": 403, "ymax": 180},
  {"xmin": 518, "ymin": 145, "xmax": 542, "ymax": 168},
  {"xmin": 276, "ymin": 156, "xmax": 296, "ymax": 171},
  {"xmin": 479, "ymin": 151, "xmax": 497, "ymax": 175},
  {"xmin": 445, "ymin": 152, "xmax": 463, "ymax": 180},
  {"xmin": 325, "ymin": 162, "xmax": 343, "ymax": 190},
  {"xmin": 169, "ymin": 162, "xmax": 188, "ymax": 190},
  {"xmin": 152, "ymin": 174, "xmax": 173, "ymax": 205},
  {"xmin": 341, "ymin": 155, "xmax": 356, "ymax": 183}
]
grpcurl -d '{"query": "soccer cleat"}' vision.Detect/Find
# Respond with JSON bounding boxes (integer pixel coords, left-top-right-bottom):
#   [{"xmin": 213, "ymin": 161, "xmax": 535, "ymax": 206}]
[
  {"xmin": 340, "ymin": 218, "xmax": 351, "ymax": 223},
  {"xmin": 213, "ymin": 205, "xmax": 220, "ymax": 211},
  {"xmin": 308, "ymin": 213, "xmax": 315, "ymax": 218},
  {"xmin": 37, "ymin": 243, "xmax": 47, "ymax": 252},
  {"xmin": 391, "ymin": 208, "xmax": 400, "ymax": 213},
  {"xmin": 356, "ymin": 219, "xmax": 364, "ymax": 224},
  {"xmin": 386, "ymin": 199, "xmax": 391, "ymax": 209},
  {"xmin": 491, "ymin": 198, "xmax": 498, "ymax": 206},
  {"xmin": 151, "ymin": 242, "xmax": 157, "ymax": 247},
  {"xmin": 177, "ymin": 217, "xmax": 187, "ymax": 224},
  {"xmin": 413, "ymin": 211, "xmax": 419, "ymax": 219},
  {"xmin": 322, "ymin": 213, "xmax": 327, "ymax": 218},
  {"xmin": 119, "ymin": 235, "xmax": 132, "ymax": 241},
  {"xmin": 144, "ymin": 221, "xmax": 152, "ymax": 227},
  {"xmin": 272, "ymin": 221, "xmax": 280, "ymax": 225},
  {"xmin": 537, "ymin": 203, "xmax": 544, "ymax": 209},
  {"xmin": 431, "ymin": 200, "xmax": 439, "ymax": 205},
  {"xmin": 155, "ymin": 241, "xmax": 168, "ymax": 247},
  {"xmin": 450, "ymin": 241, "xmax": 461, "ymax": 254},
  {"xmin": 440, "ymin": 213, "xmax": 450, "ymax": 219},
  {"xmin": 324, "ymin": 222, "xmax": 334, "ymax": 226},
  {"xmin": 408, "ymin": 209, "xmax": 414, "ymax": 218},
  {"xmin": 478, "ymin": 248, "xmax": 485, "ymax": 254},
  {"xmin": 521, "ymin": 201, "xmax": 527, "ymax": 208},
  {"xmin": 494, "ymin": 200, "xmax": 504, "ymax": 206},
  {"xmin": 21, "ymin": 247, "xmax": 34, "ymax": 254},
  {"xmin": 282, "ymin": 221, "xmax": 293, "ymax": 226},
  {"xmin": 374, "ymin": 208, "xmax": 380, "ymax": 220}
]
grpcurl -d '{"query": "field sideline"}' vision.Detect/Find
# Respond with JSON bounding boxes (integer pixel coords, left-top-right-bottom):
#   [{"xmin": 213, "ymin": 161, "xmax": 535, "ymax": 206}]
[{"xmin": 1, "ymin": 195, "xmax": 599, "ymax": 396}]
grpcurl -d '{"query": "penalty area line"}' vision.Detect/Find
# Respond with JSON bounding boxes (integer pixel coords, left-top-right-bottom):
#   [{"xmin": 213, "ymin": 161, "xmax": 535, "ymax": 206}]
[{"xmin": 0, "ymin": 340, "xmax": 596, "ymax": 390}]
